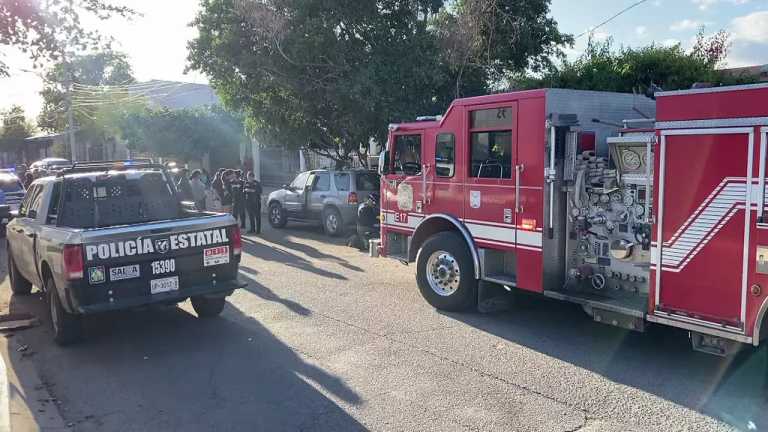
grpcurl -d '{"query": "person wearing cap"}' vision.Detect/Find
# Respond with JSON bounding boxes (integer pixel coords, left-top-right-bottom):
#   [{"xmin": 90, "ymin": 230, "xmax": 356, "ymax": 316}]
[{"xmin": 244, "ymin": 171, "xmax": 262, "ymax": 234}]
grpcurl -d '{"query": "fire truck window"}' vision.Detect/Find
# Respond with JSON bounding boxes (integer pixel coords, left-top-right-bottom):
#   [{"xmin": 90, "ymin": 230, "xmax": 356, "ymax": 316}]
[
  {"xmin": 435, "ymin": 133, "xmax": 455, "ymax": 178},
  {"xmin": 471, "ymin": 108, "xmax": 512, "ymax": 129},
  {"xmin": 394, "ymin": 134, "xmax": 422, "ymax": 176},
  {"xmin": 470, "ymin": 131, "xmax": 512, "ymax": 178}
]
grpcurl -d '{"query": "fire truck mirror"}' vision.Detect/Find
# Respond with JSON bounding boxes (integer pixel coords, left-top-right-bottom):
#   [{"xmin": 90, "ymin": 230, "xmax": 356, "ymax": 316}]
[
  {"xmin": 757, "ymin": 246, "xmax": 768, "ymax": 275},
  {"xmin": 378, "ymin": 151, "xmax": 390, "ymax": 176}
]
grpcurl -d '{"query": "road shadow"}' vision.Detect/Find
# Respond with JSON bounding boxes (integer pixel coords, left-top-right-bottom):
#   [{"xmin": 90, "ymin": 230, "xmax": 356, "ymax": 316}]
[
  {"xmin": 443, "ymin": 292, "xmax": 768, "ymax": 431},
  {"xmin": 4, "ymin": 292, "xmax": 364, "ymax": 431},
  {"xmin": 241, "ymin": 237, "xmax": 348, "ymax": 281},
  {"xmin": 238, "ymin": 267, "xmax": 312, "ymax": 317},
  {"xmin": 246, "ymin": 225, "xmax": 364, "ymax": 273}
]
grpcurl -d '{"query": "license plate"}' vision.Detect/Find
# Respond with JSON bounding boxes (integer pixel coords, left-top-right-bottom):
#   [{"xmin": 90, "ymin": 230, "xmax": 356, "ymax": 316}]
[
  {"xmin": 109, "ymin": 264, "xmax": 140, "ymax": 281},
  {"xmin": 150, "ymin": 276, "xmax": 179, "ymax": 294},
  {"xmin": 204, "ymin": 246, "xmax": 230, "ymax": 267}
]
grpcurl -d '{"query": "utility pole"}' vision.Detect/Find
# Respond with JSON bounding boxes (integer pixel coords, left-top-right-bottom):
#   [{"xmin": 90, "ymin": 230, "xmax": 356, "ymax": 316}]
[{"xmin": 65, "ymin": 65, "xmax": 77, "ymax": 162}]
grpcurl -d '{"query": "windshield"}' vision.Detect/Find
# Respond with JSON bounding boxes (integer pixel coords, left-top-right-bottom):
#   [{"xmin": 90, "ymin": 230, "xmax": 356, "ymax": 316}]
[{"xmin": 58, "ymin": 170, "xmax": 180, "ymax": 228}]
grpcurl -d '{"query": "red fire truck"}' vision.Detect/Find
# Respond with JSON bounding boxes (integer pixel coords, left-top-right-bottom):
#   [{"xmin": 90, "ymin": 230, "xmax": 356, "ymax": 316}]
[{"xmin": 375, "ymin": 83, "xmax": 768, "ymax": 355}]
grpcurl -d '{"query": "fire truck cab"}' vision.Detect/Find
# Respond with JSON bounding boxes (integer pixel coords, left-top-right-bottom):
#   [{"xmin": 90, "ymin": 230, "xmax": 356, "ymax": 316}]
[{"xmin": 377, "ymin": 84, "xmax": 768, "ymax": 355}]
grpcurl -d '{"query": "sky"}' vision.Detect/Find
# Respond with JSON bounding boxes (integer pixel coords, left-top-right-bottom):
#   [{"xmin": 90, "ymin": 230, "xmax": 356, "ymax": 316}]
[{"xmin": 1, "ymin": 0, "xmax": 767, "ymax": 123}]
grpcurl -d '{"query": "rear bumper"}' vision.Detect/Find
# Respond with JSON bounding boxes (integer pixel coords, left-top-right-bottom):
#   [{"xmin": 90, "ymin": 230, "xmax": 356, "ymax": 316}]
[{"xmin": 74, "ymin": 278, "xmax": 247, "ymax": 314}]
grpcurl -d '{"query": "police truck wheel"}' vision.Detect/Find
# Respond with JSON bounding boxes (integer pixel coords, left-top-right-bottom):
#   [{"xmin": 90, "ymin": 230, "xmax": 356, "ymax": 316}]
[
  {"xmin": 416, "ymin": 232, "xmax": 477, "ymax": 311},
  {"xmin": 191, "ymin": 296, "xmax": 226, "ymax": 318},
  {"xmin": 323, "ymin": 207, "xmax": 343, "ymax": 237},
  {"xmin": 8, "ymin": 249, "xmax": 32, "ymax": 295},
  {"xmin": 46, "ymin": 277, "xmax": 82, "ymax": 345},
  {"xmin": 268, "ymin": 202, "xmax": 287, "ymax": 228}
]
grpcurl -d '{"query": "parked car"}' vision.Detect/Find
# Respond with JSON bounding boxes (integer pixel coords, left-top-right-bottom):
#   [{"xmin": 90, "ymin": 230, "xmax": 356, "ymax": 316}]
[
  {"xmin": 6, "ymin": 160, "xmax": 245, "ymax": 345},
  {"xmin": 0, "ymin": 170, "xmax": 25, "ymax": 234},
  {"xmin": 267, "ymin": 169, "xmax": 380, "ymax": 236}
]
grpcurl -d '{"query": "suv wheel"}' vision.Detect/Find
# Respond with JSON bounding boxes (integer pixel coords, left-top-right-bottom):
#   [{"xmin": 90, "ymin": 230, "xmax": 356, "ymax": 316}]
[
  {"xmin": 47, "ymin": 277, "xmax": 83, "ymax": 345},
  {"xmin": 323, "ymin": 207, "xmax": 343, "ymax": 237},
  {"xmin": 268, "ymin": 202, "xmax": 287, "ymax": 228},
  {"xmin": 8, "ymin": 248, "xmax": 32, "ymax": 295}
]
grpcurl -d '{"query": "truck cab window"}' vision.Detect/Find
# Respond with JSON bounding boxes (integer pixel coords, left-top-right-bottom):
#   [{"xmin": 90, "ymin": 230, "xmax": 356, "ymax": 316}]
[
  {"xmin": 469, "ymin": 107, "xmax": 513, "ymax": 179},
  {"xmin": 435, "ymin": 133, "xmax": 455, "ymax": 178},
  {"xmin": 393, "ymin": 134, "xmax": 422, "ymax": 176},
  {"xmin": 470, "ymin": 131, "xmax": 512, "ymax": 178},
  {"xmin": 47, "ymin": 181, "xmax": 62, "ymax": 224}
]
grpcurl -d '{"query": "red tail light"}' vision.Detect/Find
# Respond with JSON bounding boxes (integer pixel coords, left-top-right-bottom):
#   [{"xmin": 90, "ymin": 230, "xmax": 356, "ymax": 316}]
[
  {"xmin": 63, "ymin": 244, "xmax": 84, "ymax": 280},
  {"xmin": 231, "ymin": 225, "xmax": 242, "ymax": 256},
  {"xmin": 348, "ymin": 192, "xmax": 358, "ymax": 205}
]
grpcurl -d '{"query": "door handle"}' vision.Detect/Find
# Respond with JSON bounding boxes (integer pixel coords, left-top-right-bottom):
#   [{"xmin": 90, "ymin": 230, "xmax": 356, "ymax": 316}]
[
  {"xmin": 515, "ymin": 164, "xmax": 525, "ymax": 213},
  {"xmin": 320, "ymin": 195, "xmax": 327, "ymax": 198}
]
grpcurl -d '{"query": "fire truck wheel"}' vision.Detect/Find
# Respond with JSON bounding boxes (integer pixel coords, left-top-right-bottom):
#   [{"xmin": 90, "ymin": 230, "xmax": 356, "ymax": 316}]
[
  {"xmin": 47, "ymin": 277, "xmax": 83, "ymax": 346},
  {"xmin": 416, "ymin": 232, "xmax": 477, "ymax": 311},
  {"xmin": 8, "ymin": 247, "xmax": 32, "ymax": 295},
  {"xmin": 268, "ymin": 202, "xmax": 287, "ymax": 228}
]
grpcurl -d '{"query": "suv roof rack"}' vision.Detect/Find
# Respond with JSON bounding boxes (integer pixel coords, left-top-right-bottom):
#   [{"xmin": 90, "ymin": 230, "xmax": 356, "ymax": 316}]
[{"xmin": 57, "ymin": 159, "xmax": 165, "ymax": 177}]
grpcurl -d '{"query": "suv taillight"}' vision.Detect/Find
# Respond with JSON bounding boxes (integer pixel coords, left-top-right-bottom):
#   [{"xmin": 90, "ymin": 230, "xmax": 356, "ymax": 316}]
[
  {"xmin": 63, "ymin": 244, "xmax": 84, "ymax": 280},
  {"xmin": 231, "ymin": 225, "xmax": 242, "ymax": 256},
  {"xmin": 348, "ymin": 192, "xmax": 358, "ymax": 205}
]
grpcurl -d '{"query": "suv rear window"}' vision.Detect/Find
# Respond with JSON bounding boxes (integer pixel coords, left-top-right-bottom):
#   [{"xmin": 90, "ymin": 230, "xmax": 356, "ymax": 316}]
[
  {"xmin": 58, "ymin": 170, "xmax": 179, "ymax": 228},
  {"xmin": 355, "ymin": 173, "xmax": 379, "ymax": 191}
]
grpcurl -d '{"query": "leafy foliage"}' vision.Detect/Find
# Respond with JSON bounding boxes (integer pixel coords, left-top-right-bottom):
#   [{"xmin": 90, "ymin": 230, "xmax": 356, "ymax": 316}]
[
  {"xmin": 38, "ymin": 51, "xmax": 136, "ymax": 133},
  {"xmin": 518, "ymin": 29, "xmax": 755, "ymax": 94},
  {"xmin": 0, "ymin": 0, "xmax": 135, "ymax": 76},
  {"xmin": 0, "ymin": 106, "xmax": 35, "ymax": 158},
  {"xmin": 113, "ymin": 105, "xmax": 246, "ymax": 167},
  {"xmin": 188, "ymin": 0, "xmax": 568, "ymax": 167}
]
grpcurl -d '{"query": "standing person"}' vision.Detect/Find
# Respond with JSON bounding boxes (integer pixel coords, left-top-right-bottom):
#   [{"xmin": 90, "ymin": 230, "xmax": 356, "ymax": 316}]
[
  {"xmin": 244, "ymin": 171, "xmax": 262, "ymax": 234},
  {"xmin": 231, "ymin": 169, "xmax": 246, "ymax": 229},
  {"xmin": 189, "ymin": 170, "xmax": 207, "ymax": 210},
  {"xmin": 177, "ymin": 168, "xmax": 193, "ymax": 201},
  {"xmin": 220, "ymin": 169, "xmax": 234, "ymax": 213},
  {"xmin": 23, "ymin": 172, "xmax": 33, "ymax": 189}
]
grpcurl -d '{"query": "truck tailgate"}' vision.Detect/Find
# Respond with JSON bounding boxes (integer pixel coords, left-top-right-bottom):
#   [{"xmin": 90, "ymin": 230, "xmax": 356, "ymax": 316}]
[{"xmin": 73, "ymin": 215, "xmax": 241, "ymax": 309}]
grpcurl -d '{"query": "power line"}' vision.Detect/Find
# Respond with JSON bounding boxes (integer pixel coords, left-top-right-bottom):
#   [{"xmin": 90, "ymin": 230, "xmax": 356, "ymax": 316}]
[{"xmin": 575, "ymin": 0, "xmax": 650, "ymax": 39}]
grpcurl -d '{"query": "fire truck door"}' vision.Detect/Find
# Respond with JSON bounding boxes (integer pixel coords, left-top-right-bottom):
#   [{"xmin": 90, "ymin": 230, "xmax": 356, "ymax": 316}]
[
  {"xmin": 464, "ymin": 103, "xmax": 519, "ymax": 250},
  {"xmin": 655, "ymin": 129, "xmax": 754, "ymax": 329},
  {"xmin": 385, "ymin": 134, "xmax": 425, "ymax": 228}
]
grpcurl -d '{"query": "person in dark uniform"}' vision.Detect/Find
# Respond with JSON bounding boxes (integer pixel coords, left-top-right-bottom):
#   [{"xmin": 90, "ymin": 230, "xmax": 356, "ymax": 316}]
[
  {"xmin": 244, "ymin": 171, "xmax": 262, "ymax": 234},
  {"xmin": 231, "ymin": 169, "xmax": 246, "ymax": 229}
]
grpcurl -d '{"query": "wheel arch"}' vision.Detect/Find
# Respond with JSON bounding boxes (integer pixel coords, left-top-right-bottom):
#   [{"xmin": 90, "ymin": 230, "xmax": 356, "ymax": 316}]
[
  {"xmin": 408, "ymin": 214, "xmax": 480, "ymax": 279},
  {"xmin": 752, "ymin": 296, "xmax": 768, "ymax": 346}
]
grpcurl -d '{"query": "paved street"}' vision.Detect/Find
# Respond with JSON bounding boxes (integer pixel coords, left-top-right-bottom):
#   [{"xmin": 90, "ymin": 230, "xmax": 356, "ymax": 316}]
[{"xmin": 1, "ymin": 223, "xmax": 767, "ymax": 431}]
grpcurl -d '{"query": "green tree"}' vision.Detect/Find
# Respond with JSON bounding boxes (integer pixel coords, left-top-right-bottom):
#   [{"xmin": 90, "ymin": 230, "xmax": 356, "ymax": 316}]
[
  {"xmin": 38, "ymin": 50, "xmax": 136, "ymax": 133},
  {"xmin": 0, "ymin": 106, "xmax": 35, "ymax": 160},
  {"xmin": 188, "ymin": 0, "xmax": 568, "ymax": 167},
  {"xmin": 519, "ymin": 29, "xmax": 755, "ymax": 94},
  {"xmin": 114, "ymin": 105, "xmax": 246, "ymax": 167},
  {"xmin": 0, "ymin": 0, "xmax": 135, "ymax": 76}
]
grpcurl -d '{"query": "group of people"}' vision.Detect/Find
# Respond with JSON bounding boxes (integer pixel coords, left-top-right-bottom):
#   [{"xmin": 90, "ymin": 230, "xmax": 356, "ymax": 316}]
[{"xmin": 175, "ymin": 167, "xmax": 263, "ymax": 234}]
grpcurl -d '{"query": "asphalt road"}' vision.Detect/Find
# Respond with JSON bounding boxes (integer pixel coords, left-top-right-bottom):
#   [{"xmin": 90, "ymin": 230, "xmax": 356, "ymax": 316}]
[{"xmin": 1, "ymin": 223, "xmax": 767, "ymax": 431}]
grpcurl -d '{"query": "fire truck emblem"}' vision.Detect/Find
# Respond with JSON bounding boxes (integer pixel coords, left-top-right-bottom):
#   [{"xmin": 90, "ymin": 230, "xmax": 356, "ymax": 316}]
[
  {"xmin": 656, "ymin": 177, "xmax": 753, "ymax": 272},
  {"xmin": 397, "ymin": 183, "xmax": 413, "ymax": 211}
]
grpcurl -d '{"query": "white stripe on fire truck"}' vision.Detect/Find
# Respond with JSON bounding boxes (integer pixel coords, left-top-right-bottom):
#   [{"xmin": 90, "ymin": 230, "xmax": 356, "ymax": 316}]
[{"xmin": 658, "ymin": 177, "xmax": 764, "ymax": 272}]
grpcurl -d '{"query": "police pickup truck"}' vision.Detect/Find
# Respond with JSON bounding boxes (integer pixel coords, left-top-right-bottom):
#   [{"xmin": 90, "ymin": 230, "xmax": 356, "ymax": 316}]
[{"xmin": 6, "ymin": 160, "xmax": 245, "ymax": 345}]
